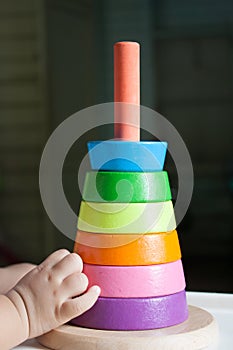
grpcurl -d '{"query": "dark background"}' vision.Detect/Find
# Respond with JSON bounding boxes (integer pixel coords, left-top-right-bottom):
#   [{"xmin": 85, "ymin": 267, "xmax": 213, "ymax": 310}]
[{"xmin": 0, "ymin": 0, "xmax": 233, "ymax": 293}]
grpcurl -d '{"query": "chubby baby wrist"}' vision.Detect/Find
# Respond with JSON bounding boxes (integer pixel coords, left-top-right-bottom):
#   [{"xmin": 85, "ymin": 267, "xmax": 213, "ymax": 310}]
[{"xmin": 6, "ymin": 289, "xmax": 29, "ymax": 340}]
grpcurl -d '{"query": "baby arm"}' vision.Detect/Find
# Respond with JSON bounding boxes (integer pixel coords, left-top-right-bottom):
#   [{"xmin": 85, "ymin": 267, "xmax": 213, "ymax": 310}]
[
  {"xmin": 0, "ymin": 263, "xmax": 35, "ymax": 294},
  {"xmin": 0, "ymin": 249, "xmax": 100, "ymax": 350}
]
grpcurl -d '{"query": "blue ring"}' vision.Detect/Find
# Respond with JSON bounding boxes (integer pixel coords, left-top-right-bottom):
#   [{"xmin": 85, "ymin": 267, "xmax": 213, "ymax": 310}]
[{"xmin": 88, "ymin": 141, "xmax": 167, "ymax": 172}]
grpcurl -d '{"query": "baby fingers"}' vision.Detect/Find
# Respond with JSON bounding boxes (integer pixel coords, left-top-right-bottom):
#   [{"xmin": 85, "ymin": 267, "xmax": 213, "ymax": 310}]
[
  {"xmin": 38, "ymin": 249, "xmax": 70, "ymax": 270},
  {"xmin": 52, "ymin": 253, "xmax": 83, "ymax": 280},
  {"xmin": 62, "ymin": 272, "xmax": 89, "ymax": 298},
  {"xmin": 61, "ymin": 285, "xmax": 101, "ymax": 321}
]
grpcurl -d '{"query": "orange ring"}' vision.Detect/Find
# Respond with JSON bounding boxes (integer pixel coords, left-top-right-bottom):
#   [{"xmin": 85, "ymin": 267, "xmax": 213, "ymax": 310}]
[{"xmin": 74, "ymin": 230, "xmax": 181, "ymax": 266}]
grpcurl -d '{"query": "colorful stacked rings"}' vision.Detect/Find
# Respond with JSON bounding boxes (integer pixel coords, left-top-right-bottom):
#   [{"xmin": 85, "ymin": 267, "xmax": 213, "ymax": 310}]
[{"xmin": 72, "ymin": 140, "xmax": 188, "ymax": 330}]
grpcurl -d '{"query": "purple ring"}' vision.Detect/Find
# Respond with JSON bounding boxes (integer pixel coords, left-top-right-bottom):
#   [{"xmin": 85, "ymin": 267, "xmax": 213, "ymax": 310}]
[{"xmin": 70, "ymin": 290, "xmax": 188, "ymax": 330}]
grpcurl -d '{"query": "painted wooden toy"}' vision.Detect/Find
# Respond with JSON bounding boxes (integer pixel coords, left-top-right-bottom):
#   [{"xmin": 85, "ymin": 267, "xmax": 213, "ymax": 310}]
[
  {"xmin": 82, "ymin": 260, "xmax": 186, "ymax": 298},
  {"xmin": 78, "ymin": 201, "xmax": 176, "ymax": 233},
  {"xmin": 82, "ymin": 171, "xmax": 171, "ymax": 202},
  {"xmin": 39, "ymin": 41, "xmax": 218, "ymax": 350},
  {"xmin": 88, "ymin": 140, "xmax": 167, "ymax": 171},
  {"xmin": 71, "ymin": 291, "xmax": 188, "ymax": 330},
  {"xmin": 74, "ymin": 230, "xmax": 181, "ymax": 265}
]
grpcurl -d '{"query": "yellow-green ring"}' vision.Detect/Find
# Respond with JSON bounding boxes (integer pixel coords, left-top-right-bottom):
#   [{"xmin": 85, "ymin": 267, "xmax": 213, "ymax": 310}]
[{"xmin": 77, "ymin": 201, "xmax": 176, "ymax": 234}]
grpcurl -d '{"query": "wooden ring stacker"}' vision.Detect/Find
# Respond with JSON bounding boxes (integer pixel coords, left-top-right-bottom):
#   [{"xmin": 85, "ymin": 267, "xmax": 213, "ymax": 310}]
[
  {"xmin": 83, "ymin": 260, "xmax": 185, "ymax": 298},
  {"xmin": 77, "ymin": 201, "xmax": 176, "ymax": 233},
  {"xmin": 70, "ymin": 290, "xmax": 188, "ymax": 330},
  {"xmin": 87, "ymin": 141, "xmax": 167, "ymax": 171},
  {"xmin": 74, "ymin": 230, "xmax": 181, "ymax": 265},
  {"xmin": 83, "ymin": 171, "xmax": 171, "ymax": 202},
  {"xmin": 38, "ymin": 41, "xmax": 218, "ymax": 350},
  {"xmin": 38, "ymin": 305, "xmax": 218, "ymax": 350}
]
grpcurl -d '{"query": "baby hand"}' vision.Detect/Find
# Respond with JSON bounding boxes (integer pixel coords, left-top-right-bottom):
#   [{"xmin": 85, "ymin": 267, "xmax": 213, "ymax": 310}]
[{"xmin": 6, "ymin": 249, "xmax": 100, "ymax": 339}]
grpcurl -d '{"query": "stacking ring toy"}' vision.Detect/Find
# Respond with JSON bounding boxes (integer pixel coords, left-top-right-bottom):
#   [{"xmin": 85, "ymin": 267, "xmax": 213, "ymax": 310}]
[
  {"xmin": 82, "ymin": 171, "xmax": 171, "ymax": 203},
  {"xmin": 83, "ymin": 260, "xmax": 185, "ymax": 298},
  {"xmin": 74, "ymin": 230, "xmax": 181, "ymax": 265},
  {"xmin": 70, "ymin": 290, "xmax": 188, "ymax": 330},
  {"xmin": 88, "ymin": 141, "xmax": 167, "ymax": 171},
  {"xmin": 77, "ymin": 201, "xmax": 176, "ymax": 233}
]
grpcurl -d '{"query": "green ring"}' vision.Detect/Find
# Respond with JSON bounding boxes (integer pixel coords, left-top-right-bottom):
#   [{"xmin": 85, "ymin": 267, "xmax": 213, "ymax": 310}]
[
  {"xmin": 83, "ymin": 171, "xmax": 171, "ymax": 203},
  {"xmin": 77, "ymin": 201, "xmax": 176, "ymax": 234}
]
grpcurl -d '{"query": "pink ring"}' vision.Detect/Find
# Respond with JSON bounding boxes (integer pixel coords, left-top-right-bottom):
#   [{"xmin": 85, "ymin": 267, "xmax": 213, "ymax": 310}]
[{"xmin": 83, "ymin": 260, "xmax": 185, "ymax": 298}]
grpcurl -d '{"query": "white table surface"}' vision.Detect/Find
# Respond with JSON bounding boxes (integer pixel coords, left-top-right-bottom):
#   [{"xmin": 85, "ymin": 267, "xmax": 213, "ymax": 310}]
[{"xmin": 14, "ymin": 291, "xmax": 233, "ymax": 350}]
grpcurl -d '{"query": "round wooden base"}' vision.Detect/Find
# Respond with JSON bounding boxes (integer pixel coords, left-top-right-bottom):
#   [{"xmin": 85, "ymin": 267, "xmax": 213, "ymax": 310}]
[{"xmin": 38, "ymin": 306, "xmax": 218, "ymax": 350}]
